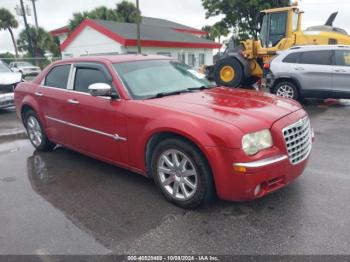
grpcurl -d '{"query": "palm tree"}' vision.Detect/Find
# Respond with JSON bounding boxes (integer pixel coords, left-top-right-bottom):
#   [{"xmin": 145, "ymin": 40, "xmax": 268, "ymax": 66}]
[
  {"xmin": 211, "ymin": 21, "xmax": 230, "ymax": 44},
  {"xmin": 17, "ymin": 26, "xmax": 60, "ymax": 58},
  {"xmin": 68, "ymin": 2, "xmax": 140, "ymax": 32},
  {"xmin": 0, "ymin": 8, "xmax": 19, "ymax": 58},
  {"xmin": 68, "ymin": 6, "xmax": 123, "ymax": 32},
  {"xmin": 201, "ymin": 22, "xmax": 230, "ymax": 44}
]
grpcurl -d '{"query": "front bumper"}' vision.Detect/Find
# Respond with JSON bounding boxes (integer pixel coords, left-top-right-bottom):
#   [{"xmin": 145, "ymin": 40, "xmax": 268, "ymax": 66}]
[
  {"xmin": 207, "ymin": 109, "xmax": 312, "ymax": 201},
  {"xmin": 0, "ymin": 93, "xmax": 14, "ymax": 109}
]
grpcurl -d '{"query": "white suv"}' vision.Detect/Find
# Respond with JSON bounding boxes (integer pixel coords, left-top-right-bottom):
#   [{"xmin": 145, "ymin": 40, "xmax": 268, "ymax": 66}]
[
  {"xmin": 9, "ymin": 61, "xmax": 41, "ymax": 78},
  {"xmin": 263, "ymin": 45, "xmax": 350, "ymax": 100}
]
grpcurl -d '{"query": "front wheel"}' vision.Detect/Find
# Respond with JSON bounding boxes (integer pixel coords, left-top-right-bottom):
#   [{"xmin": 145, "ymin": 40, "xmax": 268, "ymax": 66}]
[
  {"xmin": 24, "ymin": 110, "xmax": 56, "ymax": 151},
  {"xmin": 214, "ymin": 57, "xmax": 243, "ymax": 88},
  {"xmin": 273, "ymin": 81, "xmax": 299, "ymax": 100},
  {"xmin": 151, "ymin": 138, "xmax": 214, "ymax": 208}
]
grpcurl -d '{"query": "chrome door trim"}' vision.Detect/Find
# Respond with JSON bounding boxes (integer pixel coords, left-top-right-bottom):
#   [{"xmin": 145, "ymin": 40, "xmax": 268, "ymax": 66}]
[{"xmin": 45, "ymin": 116, "xmax": 127, "ymax": 141}]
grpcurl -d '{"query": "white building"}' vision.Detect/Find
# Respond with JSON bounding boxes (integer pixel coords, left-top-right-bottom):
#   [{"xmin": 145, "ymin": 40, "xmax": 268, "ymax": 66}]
[{"xmin": 50, "ymin": 17, "xmax": 221, "ymax": 68}]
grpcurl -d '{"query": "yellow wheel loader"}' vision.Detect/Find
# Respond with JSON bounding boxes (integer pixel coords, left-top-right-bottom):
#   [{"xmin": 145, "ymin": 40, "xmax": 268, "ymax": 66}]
[{"xmin": 207, "ymin": 2, "xmax": 350, "ymax": 87}]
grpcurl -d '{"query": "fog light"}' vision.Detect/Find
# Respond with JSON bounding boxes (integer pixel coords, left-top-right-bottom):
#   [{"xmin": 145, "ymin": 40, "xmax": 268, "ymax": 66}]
[
  {"xmin": 233, "ymin": 165, "xmax": 247, "ymax": 173},
  {"xmin": 254, "ymin": 184, "xmax": 261, "ymax": 196}
]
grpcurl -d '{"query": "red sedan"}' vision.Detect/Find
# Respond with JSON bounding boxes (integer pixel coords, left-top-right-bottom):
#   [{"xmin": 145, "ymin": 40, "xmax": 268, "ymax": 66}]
[{"xmin": 14, "ymin": 55, "xmax": 313, "ymax": 208}]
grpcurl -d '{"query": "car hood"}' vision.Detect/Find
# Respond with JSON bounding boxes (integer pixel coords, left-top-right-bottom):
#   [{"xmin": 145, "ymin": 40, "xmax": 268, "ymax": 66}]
[
  {"xmin": 148, "ymin": 87, "xmax": 302, "ymax": 133},
  {"xmin": 0, "ymin": 72, "xmax": 22, "ymax": 85}
]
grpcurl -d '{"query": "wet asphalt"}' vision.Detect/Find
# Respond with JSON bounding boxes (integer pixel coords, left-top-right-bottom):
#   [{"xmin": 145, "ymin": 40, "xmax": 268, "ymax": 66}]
[{"xmin": 0, "ymin": 100, "xmax": 350, "ymax": 255}]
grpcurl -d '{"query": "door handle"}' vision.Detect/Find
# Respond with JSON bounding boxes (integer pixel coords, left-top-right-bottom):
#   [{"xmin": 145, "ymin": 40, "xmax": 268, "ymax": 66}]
[
  {"xmin": 34, "ymin": 92, "xmax": 43, "ymax": 97},
  {"xmin": 334, "ymin": 69, "xmax": 346, "ymax": 73},
  {"xmin": 294, "ymin": 67, "xmax": 305, "ymax": 71},
  {"xmin": 67, "ymin": 99, "xmax": 79, "ymax": 104}
]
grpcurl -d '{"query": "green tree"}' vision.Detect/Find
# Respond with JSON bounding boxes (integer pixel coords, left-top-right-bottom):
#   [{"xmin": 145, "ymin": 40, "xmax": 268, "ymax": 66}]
[
  {"xmin": 0, "ymin": 52, "xmax": 15, "ymax": 64},
  {"xmin": 0, "ymin": 8, "xmax": 19, "ymax": 58},
  {"xmin": 201, "ymin": 25, "xmax": 215, "ymax": 41},
  {"xmin": 116, "ymin": 0, "xmax": 140, "ymax": 23},
  {"xmin": 68, "ymin": 7, "xmax": 123, "ymax": 32},
  {"xmin": 17, "ymin": 26, "xmax": 60, "ymax": 58},
  {"xmin": 211, "ymin": 21, "xmax": 230, "ymax": 44},
  {"xmin": 202, "ymin": 22, "xmax": 230, "ymax": 44},
  {"xmin": 68, "ymin": 1, "xmax": 140, "ymax": 32},
  {"xmin": 202, "ymin": 0, "xmax": 290, "ymax": 40}
]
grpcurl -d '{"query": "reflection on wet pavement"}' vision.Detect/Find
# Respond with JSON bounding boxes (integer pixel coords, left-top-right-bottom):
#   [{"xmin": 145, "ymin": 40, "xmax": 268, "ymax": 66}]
[{"xmin": 26, "ymin": 147, "xmax": 183, "ymax": 252}]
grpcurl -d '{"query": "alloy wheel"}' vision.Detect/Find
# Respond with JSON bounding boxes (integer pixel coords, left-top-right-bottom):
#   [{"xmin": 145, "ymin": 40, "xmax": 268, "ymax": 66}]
[
  {"xmin": 27, "ymin": 116, "xmax": 43, "ymax": 147},
  {"xmin": 157, "ymin": 149, "xmax": 198, "ymax": 200},
  {"xmin": 276, "ymin": 84, "xmax": 294, "ymax": 99}
]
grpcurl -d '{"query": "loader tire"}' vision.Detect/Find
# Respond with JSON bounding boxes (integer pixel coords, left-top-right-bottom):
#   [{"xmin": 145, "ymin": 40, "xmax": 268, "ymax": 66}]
[{"xmin": 214, "ymin": 57, "xmax": 243, "ymax": 88}]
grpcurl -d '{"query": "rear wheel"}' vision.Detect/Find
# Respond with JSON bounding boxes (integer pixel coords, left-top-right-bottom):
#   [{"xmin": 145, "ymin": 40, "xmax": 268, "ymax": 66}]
[
  {"xmin": 273, "ymin": 81, "xmax": 299, "ymax": 100},
  {"xmin": 214, "ymin": 57, "xmax": 243, "ymax": 88},
  {"xmin": 151, "ymin": 138, "xmax": 214, "ymax": 208},
  {"xmin": 24, "ymin": 110, "xmax": 56, "ymax": 151}
]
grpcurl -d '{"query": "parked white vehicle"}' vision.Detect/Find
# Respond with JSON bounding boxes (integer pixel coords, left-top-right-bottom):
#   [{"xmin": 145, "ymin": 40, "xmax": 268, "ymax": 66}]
[
  {"xmin": 0, "ymin": 60, "xmax": 22, "ymax": 109},
  {"xmin": 263, "ymin": 45, "xmax": 350, "ymax": 101},
  {"xmin": 9, "ymin": 61, "xmax": 41, "ymax": 78}
]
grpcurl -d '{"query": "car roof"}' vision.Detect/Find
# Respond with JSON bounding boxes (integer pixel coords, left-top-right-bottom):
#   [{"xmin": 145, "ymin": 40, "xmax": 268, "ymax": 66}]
[
  {"xmin": 55, "ymin": 54, "xmax": 173, "ymax": 65},
  {"xmin": 287, "ymin": 45, "xmax": 350, "ymax": 52}
]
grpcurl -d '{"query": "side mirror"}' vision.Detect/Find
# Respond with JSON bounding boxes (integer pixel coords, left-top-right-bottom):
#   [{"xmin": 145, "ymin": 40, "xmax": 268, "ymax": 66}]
[{"xmin": 88, "ymin": 83, "xmax": 112, "ymax": 97}]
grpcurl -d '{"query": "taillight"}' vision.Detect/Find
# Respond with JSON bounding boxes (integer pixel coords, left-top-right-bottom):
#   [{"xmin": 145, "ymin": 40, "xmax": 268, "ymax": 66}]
[{"xmin": 263, "ymin": 63, "xmax": 270, "ymax": 70}]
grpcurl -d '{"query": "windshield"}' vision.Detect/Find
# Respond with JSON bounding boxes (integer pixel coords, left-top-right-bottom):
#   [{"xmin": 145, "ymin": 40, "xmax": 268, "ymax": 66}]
[
  {"xmin": 17, "ymin": 62, "xmax": 33, "ymax": 67},
  {"xmin": 113, "ymin": 60, "xmax": 214, "ymax": 99},
  {"xmin": 0, "ymin": 61, "xmax": 11, "ymax": 73}
]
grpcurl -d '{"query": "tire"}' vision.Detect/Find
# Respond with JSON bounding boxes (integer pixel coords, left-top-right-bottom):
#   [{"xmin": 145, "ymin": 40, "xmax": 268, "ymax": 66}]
[
  {"xmin": 214, "ymin": 57, "xmax": 243, "ymax": 88},
  {"xmin": 151, "ymin": 138, "xmax": 214, "ymax": 208},
  {"xmin": 24, "ymin": 110, "xmax": 56, "ymax": 151},
  {"xmin": 273, "ymin": 81, "xmax": 299, "ymax": 100}
]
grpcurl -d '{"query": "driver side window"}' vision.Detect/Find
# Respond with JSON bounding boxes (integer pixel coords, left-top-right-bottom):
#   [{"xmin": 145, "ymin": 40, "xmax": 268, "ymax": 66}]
[{"xmin": 74, "ymin": 67, "xmax": 109, "ymax": 93}]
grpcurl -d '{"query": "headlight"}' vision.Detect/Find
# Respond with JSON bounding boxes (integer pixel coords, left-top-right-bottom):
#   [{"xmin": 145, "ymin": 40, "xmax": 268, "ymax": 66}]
[{"xmin": 242, "ymin": 129, "xmax": 273, "ymax": 156}]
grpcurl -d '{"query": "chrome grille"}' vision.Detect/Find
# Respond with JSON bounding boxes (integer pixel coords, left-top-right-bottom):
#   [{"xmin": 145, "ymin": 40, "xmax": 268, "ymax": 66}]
[{"xmin": 283, "ymin": 117, "xmax": 312, "ymax": 165}]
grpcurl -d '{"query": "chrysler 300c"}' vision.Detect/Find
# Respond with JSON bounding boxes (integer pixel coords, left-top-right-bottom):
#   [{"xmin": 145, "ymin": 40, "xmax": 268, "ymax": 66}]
[{"xmin": 14, "ymin": 55, "xmax": 313, "ymax": 208}]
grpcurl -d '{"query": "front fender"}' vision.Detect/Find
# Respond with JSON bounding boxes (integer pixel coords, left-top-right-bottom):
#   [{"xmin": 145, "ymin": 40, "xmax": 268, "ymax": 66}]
[{"xmin": 142, "ymin": 113, "xmax": 243, "ymax": 150}]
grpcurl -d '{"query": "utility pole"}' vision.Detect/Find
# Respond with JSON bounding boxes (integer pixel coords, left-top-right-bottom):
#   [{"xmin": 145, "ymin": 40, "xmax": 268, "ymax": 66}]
[
  {"xmin": 19, "ymin": 0, "xmax": 34, "ymax": 57},
  {"xmin": 30, "ymin": 0, "xmax": 39, "ymax": 29},
  {"xmin": 136, "ymin": 0, "xmax": 141, "ymax": 54}
]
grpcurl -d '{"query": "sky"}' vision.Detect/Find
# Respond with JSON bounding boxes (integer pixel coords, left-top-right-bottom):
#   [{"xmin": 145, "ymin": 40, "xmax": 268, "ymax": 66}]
[{"xmin": 1, "ymin": 0, "xmax": 350, "ymax": 54}]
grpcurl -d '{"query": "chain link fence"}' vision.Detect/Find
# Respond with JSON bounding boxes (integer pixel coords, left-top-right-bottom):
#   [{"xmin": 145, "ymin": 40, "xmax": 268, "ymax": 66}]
[{"xmin": 0, "ymin": 57, "xmax": 62, "ymax": 70}]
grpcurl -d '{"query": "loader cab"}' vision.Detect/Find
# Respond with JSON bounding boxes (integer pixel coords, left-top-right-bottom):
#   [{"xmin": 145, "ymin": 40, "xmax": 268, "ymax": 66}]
[
  {"xmin": 258, "ymin": 11, "xmax": 288, "ymax": 48},
  {"xmin": 257, "ymin": 7, "xmax": 300, "ymax": 48}
]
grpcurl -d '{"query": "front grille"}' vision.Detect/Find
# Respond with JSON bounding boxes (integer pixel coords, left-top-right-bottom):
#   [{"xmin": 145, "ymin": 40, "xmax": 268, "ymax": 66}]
[
  {"xmin": 283, "ymin": 117, "xmax": 312, "ymax": 165},
  {"xmin": 0, "ymin": 84, "xmax": 14, "ymax": 94}
]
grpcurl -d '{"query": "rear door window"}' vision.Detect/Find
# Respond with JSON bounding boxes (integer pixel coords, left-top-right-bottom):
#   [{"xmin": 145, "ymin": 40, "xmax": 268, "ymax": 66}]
[
  {"xmin": 45, "ymin": 64, "xmax": 71, "ymax": 89},
  {"xmin": 335, "ymin": 50, "xmax": 350, "ymax": 66},
  {"xmin": 74, "ymin": 67, "xmax": 109, "ymax": 93},
  {"xmin": 300, "ymin": 50, "xmax": 332, "ymax": 65}
]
